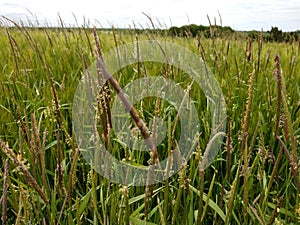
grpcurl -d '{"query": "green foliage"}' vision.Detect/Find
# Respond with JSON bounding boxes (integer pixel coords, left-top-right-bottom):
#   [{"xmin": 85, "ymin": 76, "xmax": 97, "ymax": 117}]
[
  {"xmin": 256, "ymin": 26, "xmax": 300, "ymax": 43},
  {"xmin": 169, "ymin": 24, "xmax": 234, "ymax": 37},
  {"xmin": 270, "ymin": 27, "xmax": 284, "ymax": 42}
]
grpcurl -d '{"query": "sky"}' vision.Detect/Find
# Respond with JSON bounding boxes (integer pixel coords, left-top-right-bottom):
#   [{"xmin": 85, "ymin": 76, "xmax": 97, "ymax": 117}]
[{"xmin": 0, "ymin": 0, "xmax": 299, "ymax": 31}]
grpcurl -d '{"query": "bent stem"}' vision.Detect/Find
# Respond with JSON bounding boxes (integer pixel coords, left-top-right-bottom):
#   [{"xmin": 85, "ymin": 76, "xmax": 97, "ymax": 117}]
[{"xmin": 95, "ymin": 55, "xmax": 160, "ymax": 165}]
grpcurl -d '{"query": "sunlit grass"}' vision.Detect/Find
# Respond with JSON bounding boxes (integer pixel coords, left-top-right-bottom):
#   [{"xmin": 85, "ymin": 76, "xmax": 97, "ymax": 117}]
[{"xmin": 0, "ymin": 19, "xmax": 299, "ymax": 224}]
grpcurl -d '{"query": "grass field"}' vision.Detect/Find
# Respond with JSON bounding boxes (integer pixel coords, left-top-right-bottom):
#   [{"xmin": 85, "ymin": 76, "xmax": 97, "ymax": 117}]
[{"xmin": 0, "ymin": 20, "xmax": 300, "ymax": 224}]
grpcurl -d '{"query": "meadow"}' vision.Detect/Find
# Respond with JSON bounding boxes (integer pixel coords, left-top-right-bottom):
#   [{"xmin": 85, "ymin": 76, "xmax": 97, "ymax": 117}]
[{"xmin": 0, "ymin": 19, "xmax": 299, "ymax": 224}]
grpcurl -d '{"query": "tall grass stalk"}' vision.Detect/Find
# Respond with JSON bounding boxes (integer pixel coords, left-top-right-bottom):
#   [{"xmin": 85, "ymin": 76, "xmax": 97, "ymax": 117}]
[
  {"xmin": 266, "ymin": 196, "xmax": 284, "ymax": 225},
  {"xmin": 1, "ymin": 159, "xmax": 9, "ymax": 225},
  {"xmin": 196, "ymin": 169, "xmax": 205, "ymax": 225},
  {"xmin": 123, "ymin": 186, "xmax": 130, "ymax": 225},
  {"xmin": 0, "ymin": 19, "xmax": 299, "ymax": 224},
  {"xmin": 241, "ymin": 69, "xmax": 256, "ymax": 213},
  {"xmin": 273, "ymin": 54, "xmax": 300, "ymax": 193},
  {"xmin": 262, "ymin": 146, "xmax": 283, "ymax": 209},
  {"xmin": 172, "ymin": 164, "xmax": 187, "ymax": 225},
  {"xmin": 0, "ymin": 140, "xmax": 49, "ymax": 205},
  {"xmin": 91, "ymin": 170, "xmax": 102, "ymax": 224},
  {"xmin": 163, "ymin": 115, "xmax": 172, "ymax": 224},
  {"xmin": 201, "ymin": 171, "xmax": 216, "ymax": 221},
  {"xmin": 95, "ymin": 47, "xmax": 159, "ymax": 164},
  {"xmin": 226, "ymin": 120, "xmax": 231, "ymax": 180},
  {"xmin": 67, "ymin": 142, "xmax": 80, "ymax": 202},
  {"xmin": 225, "ymin": 160, "xmax": 241, "ymax": 225}
]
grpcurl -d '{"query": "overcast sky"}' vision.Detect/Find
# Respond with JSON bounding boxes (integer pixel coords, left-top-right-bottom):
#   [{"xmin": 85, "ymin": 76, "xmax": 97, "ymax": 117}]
[{"xmin": 0, "ymin": 0, "xmax": 299, "ymax": 31}]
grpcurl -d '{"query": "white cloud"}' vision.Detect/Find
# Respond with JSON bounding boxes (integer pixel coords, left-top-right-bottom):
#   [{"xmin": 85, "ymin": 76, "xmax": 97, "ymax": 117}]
[{"xmin": 0, "ymin": 0, "xmax": 299, "ymax": 30}]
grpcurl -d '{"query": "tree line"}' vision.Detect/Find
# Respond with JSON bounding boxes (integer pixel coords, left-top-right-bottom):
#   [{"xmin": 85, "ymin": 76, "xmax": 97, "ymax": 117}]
[
  {"xmin": 248, "ymin": 27, "xmax": 300, "ymax": 43},
  {"xmin": 168, "ymin": 24, "xmax": 234, "ymax": 38},
  {"xmin": 168, "ymin": 24, "xmax": 300, "ymax": 43}
]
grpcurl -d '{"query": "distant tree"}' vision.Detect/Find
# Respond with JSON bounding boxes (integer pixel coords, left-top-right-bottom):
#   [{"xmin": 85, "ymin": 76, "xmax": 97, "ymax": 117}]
[
  {"xmin": 269, "ymin": 26, "xmax": 283, "ymax": 42},
  {"xmin": 248, "ymin": 31, "xmax": 259, "ymax": 40},
  {"xmin": 263, "ymin": 33, "xmax": 272, "ymax": 42},
  {"xmin": 291, "ymin": 31, "xmax": 299, "ymax": 42},
  {"xmin": 185, "ymin": 24, "xmax": 200, "ymax": 37},
  {"xmin": 222, "ymin": 26, "xmax": 234, "ymax": 34},
  {"xmin": 169, "ymin": 26, "xmax": 180, "ymax": 36},
  {"xmin": 168, "ymin": 24, "xmax": 234, "ymax": 38}
]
